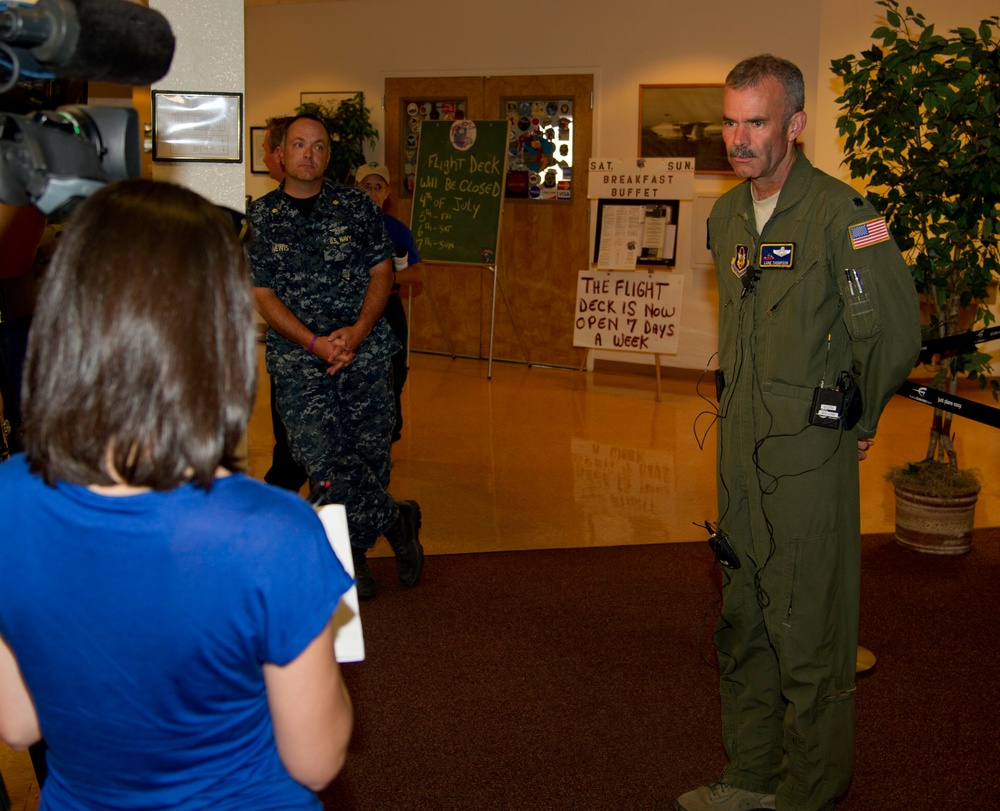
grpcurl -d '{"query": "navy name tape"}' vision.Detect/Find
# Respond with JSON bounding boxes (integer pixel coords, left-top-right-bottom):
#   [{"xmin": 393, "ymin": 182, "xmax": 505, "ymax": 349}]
[{"xmin": 758, "ymin": 243, "xmax": 794, "ymax": 268}]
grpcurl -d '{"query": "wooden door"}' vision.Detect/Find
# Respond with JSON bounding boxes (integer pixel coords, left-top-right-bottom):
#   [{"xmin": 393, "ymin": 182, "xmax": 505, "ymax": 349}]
[{"xmin": 385, "ymin": 74, "xmax": 593, "ymax": 368}]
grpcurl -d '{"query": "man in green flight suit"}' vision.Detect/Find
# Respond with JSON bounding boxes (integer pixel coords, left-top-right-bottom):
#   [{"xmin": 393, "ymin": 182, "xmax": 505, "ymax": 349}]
[{"xmin": 676, "ymin": 55, "xmax": 921, "ymax": 811}]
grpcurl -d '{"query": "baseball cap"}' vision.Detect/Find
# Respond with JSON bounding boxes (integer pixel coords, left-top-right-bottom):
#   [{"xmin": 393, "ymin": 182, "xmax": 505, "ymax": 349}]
[{"xmin": 357, "ymin": 162, "xmax": 390, "ymax": 186}]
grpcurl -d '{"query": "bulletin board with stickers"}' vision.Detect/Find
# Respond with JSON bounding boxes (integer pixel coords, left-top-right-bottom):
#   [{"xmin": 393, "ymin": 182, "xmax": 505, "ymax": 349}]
[
  {"xmin": 503, "ymin": 98, "xmax": 574, "ymax": 202},
  {"xmin": 398, "ymin": 98, "xmax": 470, "ymax": 198}
]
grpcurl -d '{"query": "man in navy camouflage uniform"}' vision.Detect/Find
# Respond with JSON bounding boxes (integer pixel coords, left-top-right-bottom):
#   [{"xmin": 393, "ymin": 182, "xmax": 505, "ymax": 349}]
[{"xmin": 248, "ymin": 113, "xmax": 423, "ymax": 599}]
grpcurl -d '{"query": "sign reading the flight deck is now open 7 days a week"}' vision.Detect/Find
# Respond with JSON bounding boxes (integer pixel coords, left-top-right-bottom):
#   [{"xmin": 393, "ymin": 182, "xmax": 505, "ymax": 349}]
[{"xmin": 573, "ymin": 270, "xmax": 684, "ymax": 354}]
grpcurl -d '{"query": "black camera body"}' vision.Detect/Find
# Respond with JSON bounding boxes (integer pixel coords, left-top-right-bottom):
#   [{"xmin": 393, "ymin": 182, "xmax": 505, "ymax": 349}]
[
  {"xmin": 0, "ymin": 104, "xmax": 138, "ymax": 217},
  {"xmin": 0, "ymin": 0, "xmax": 173, "ymax": 217}
]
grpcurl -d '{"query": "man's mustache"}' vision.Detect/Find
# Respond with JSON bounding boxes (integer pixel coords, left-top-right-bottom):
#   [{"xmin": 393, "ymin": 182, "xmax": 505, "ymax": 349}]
[{"xmin": 729, "ymin": 146, "xmax": 757, "ymax": 159}]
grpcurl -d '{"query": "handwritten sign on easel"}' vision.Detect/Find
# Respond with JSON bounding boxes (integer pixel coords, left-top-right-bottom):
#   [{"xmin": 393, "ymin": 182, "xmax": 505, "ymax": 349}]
[
  {"xmin": 409, "ymin": 120, "xmax": 509, "ymax": 266},
  {"xmin": 572, "ymin": 270, "xmax": 684, "ymax": 354}
]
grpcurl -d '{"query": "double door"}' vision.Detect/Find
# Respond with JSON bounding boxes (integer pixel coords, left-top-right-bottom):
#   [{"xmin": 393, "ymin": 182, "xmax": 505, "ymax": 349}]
[{"xmin": 384, "ymin": 74, "xmax": 593, "ymax": 368}]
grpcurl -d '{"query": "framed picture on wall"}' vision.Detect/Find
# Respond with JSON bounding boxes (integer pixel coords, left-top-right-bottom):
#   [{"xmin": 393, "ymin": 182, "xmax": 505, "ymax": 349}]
[
  {"xmin": 250, "ymin": 126, "xmax": 267, "ymax": 174},
  {"xmin": 152, "ymin": 91, "xmax": 243, "ymax": 162},
  {"xmin": 638, "ymin": 84, "xmax": 732, "ymax": 174}
]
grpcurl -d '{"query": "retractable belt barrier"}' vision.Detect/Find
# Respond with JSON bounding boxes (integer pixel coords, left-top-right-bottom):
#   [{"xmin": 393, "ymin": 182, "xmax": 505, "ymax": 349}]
[
  {"xmin": 917, "ymin": 324, "xmax": 1000, "ymax": 361},
  {"xmin": 896, "ymin": 381, "xmax": 1000, "ymax": 428},
  {"xmin": 896, "ymin": 325, "xmax": 1000, "ymax": 429}
]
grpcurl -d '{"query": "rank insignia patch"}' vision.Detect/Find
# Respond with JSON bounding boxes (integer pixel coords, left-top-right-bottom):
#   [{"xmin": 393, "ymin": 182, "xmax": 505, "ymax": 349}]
[
  {"xmin": 759, "ymin": 243, "xmax": 794, "ymax": 268},
  {"xmin": 730, "ymin": 244, "xmax": 751, "ymax": 278},
  {"xmin": 849, "ymin": 217, "xmax": 890, "ymax": 249}
]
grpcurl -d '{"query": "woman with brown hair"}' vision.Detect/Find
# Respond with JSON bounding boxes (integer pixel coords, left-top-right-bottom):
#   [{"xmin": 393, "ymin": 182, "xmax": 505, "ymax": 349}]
[{"xmin": 0, "ymin": 180, "xmax": 353, "ymax": 810}]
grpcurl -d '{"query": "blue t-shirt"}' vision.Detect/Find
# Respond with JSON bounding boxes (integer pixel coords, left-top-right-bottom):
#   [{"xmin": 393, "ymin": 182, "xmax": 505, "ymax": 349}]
[
  {"xmin": 383, "ymin": 212, "xmax": 420, "ymax": 267},
  {"xmin": 383, "ymin": 212, "xmax": 420, "ymax": 296},
  {"xmin": 0, "ymin": 454, "xmax": 352, "ymax": 811}
]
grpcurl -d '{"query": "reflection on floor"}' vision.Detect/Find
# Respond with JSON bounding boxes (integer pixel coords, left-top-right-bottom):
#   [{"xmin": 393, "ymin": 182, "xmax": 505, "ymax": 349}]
[{"xmin": 246, "ymin": 350, "xmax": 1000, "ymax": 557}]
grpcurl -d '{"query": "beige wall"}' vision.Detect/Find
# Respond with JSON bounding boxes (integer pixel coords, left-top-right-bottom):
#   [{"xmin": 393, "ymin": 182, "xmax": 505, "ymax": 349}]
[
  {"xmin": 244, "ymin": 0, "xmax": 996, "ymax": 369},
  {"xmin": 245, "ymin": 0, "xmax": 822, "ymax": 202},
  {"xmin": 150, "ymin": 0, "xmax": 246, "ymax": 210}
]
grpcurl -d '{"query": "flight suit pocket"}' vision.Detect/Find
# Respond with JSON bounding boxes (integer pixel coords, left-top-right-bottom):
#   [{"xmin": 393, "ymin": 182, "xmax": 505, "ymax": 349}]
[{"xmin": 837, "ymin": 265, "xmax": 880, "ymax": 339}]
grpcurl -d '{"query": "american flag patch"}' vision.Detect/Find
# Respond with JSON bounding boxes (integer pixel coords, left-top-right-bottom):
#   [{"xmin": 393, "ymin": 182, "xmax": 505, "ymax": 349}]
[{"xmin": 849, "ymin": 218, "xmax": 889, "ymax": 249}]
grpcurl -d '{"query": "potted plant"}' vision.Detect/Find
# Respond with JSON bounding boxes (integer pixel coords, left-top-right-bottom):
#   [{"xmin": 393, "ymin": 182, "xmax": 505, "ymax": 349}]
[
  {"xmin": 295, "ymin": 92, "xmax": 378, "ymax": 185},
  {"xmin": 831, "ymin": 1, "xmax": 1000, "ymax": 553}
]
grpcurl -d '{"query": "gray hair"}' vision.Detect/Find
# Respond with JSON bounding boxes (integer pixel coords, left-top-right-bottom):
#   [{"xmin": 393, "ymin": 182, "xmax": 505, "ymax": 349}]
[{"xmin": 726, "ymin": 54, "xmax": 804, "ymax": 127}]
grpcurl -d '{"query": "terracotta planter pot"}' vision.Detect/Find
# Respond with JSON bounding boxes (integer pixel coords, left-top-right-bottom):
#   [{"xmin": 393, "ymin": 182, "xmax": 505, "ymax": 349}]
[{"xmin": 892, "ymin": 484, "xmax": 979, "ymax": 555}]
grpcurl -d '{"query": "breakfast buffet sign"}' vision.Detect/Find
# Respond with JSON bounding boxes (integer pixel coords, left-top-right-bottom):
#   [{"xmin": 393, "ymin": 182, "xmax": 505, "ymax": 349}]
[
  {"xmin": 587, "ymin": 157, "xmax": 696, "ymax": 200},
  {"xmin": 572, "ymin": 270, "xmax": 684, "ymax": 354}
]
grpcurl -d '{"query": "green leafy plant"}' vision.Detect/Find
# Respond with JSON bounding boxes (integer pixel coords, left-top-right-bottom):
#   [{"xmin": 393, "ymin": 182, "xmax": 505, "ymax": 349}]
[
  {"xmin": 831, "ymin": 1, "xmax": 1000, "ymax": 472},
  {"xmin": 295, "ymin": 92, "xmax": 378, "ymax": 185}
]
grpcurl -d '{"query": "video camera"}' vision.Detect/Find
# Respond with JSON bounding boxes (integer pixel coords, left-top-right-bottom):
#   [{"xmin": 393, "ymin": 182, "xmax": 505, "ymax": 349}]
[{"xmin": 0, "ymin": 0, "xmax": 175, "ymax": 218}]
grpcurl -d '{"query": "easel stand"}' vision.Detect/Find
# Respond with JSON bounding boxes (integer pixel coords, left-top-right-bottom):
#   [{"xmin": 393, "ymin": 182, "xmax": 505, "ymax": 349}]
[
  {"xmin": 578, "ymin": 348, "xmax": 666, "ymax": 402},
  {"xmin": 487, "ymin": 263, "xmax": 498, "ymax": 378},
  {"xmin": 408, "ymin": 256, "xmax": 528, "ymax": 379},
  {"xmin": 487, "ymin": 238, "xmax": 531, "ymax": 378}
]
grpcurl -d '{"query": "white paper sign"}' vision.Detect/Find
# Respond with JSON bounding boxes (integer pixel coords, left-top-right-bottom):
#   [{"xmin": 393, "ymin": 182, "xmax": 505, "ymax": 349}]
[
  {"xmin": 587, "ymin": 157, "xmax": 695, "ymax": 200},
  {"xmin": 573, "ymin": 270, "xmax": 684, "ymax": 354},
  {"xmin": 596, "ymin": 204, "xmax": 643, "ymax": 269},
  {"xmin": 317, "ymin": 504, "xmax": 365, "ymax": 663}
]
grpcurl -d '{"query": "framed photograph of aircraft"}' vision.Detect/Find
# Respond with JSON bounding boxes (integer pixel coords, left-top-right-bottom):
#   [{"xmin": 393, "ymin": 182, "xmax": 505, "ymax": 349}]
[{"xmin": 638, "ymin": 84, "xmax": 732, "ymax": 174}]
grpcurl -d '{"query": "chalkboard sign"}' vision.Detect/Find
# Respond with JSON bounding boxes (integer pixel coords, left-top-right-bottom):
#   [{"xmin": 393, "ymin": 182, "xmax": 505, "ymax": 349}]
[{"xmin": 409, "ymin": 120, "xmax": 509, "ymax": 266}]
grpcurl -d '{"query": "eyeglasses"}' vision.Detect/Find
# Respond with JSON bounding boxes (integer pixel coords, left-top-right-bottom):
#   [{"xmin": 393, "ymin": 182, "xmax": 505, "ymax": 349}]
[{"xmin": 361, "ymin": 183, "xmax": 387, "ymax": 193}]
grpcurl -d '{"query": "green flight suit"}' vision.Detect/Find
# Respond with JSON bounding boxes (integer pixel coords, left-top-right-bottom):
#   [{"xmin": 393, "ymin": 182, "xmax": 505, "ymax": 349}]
[{"xmin": 708, "ymin": 153, "xmax": 920, "ymax": 810}]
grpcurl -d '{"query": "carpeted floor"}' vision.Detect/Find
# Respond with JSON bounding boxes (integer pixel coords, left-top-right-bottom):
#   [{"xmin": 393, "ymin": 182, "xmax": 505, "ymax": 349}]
[
  {"xmin": 3, "ymin": 532, "xmax": 997, "ymax": 810},
  {"xmin": 321, "ymin": 531, "xmax": 1000, "ymax": 811}
]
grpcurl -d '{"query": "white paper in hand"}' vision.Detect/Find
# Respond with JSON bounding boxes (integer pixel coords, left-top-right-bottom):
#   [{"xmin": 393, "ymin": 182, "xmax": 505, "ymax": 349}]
[{"xmin": 317, "ymin": 504, "xmax": 365, "ymax": 663}]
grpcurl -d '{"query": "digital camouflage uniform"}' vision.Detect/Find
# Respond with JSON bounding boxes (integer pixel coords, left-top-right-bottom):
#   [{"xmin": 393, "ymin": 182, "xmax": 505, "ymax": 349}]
[
  {"xmin": 708, "ymin": 153, "xmax": 920, "ymax": 810},
  {"xmin": 248, "ymin": 180, "xmax": 398, "ymax": 549}
]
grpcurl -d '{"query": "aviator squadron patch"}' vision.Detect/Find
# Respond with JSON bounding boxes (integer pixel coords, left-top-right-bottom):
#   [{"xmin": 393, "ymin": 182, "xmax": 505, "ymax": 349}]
[
  {"xmin": 758, "ymin": 243, "xmax": 794, "ymax": 268},
  {"xmin": 730, "ymin": 244, "xmax": 751, "ymax": 279}
]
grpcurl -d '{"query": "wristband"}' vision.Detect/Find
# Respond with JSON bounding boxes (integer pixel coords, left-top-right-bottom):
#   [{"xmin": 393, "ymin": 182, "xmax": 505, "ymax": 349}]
[{"xmin": 307, "ymin": 335, "xmax": 318, "ymax": 354}]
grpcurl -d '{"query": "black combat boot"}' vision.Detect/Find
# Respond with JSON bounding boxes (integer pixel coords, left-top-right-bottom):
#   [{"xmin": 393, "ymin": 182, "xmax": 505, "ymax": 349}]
[
  {"xmin": 385, "ymin": 500, "xmax": 424, "ymax": 586},
  {"xmin": 351, "ymin": 547, "xmax": 377, "ymax": 600}
]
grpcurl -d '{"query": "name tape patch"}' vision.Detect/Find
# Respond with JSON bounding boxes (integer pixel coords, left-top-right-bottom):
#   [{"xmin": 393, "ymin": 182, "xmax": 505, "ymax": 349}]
[{"xmin": 758, "ymin": 243, "xmax": 794, "ymax": 268}]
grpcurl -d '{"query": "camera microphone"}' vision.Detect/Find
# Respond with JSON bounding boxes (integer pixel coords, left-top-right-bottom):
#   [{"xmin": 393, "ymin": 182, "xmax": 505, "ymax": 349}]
[{"xmin": 0, "ymin": 0, "xmax": 175, "ymax": 86}]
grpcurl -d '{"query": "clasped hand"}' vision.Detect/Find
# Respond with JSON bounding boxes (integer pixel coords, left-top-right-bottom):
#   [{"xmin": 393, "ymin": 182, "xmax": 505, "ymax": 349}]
[{"xmin": 312, "ymin": 325, "xmax": 364, "ymax": 375}]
